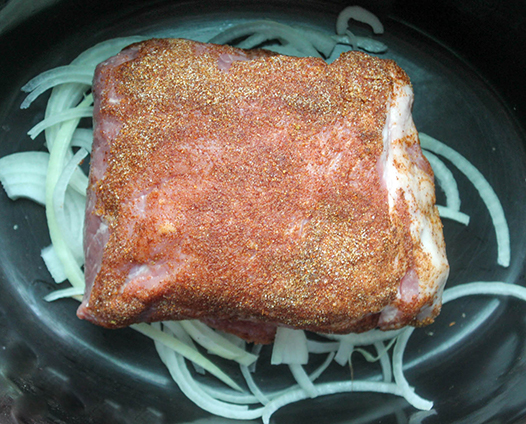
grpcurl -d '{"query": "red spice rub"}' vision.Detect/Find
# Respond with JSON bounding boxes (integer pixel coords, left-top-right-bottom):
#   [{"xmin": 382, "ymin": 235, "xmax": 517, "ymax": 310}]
[{"xmin": 78, "ymin": 38, "xmax": 445, "ymax": 343}]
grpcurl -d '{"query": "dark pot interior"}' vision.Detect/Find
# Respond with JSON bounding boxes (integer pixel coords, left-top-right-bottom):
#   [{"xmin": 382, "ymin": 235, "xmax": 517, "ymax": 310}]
[{"xmin": 0, "ymin": 1, "xmax": 525, "ymax": 423}]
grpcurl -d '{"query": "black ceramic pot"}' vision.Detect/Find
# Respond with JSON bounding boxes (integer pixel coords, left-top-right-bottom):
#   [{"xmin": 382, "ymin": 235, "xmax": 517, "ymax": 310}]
[{"xmin": 0, "ymin": 1, "xmax": 525, "ymax": 423}]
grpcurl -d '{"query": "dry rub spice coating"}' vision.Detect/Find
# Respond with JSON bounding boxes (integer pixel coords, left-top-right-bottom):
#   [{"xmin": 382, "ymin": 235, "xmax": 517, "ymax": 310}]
[{"xmin": 78, "ymin": 38, "xmax": 447, "ymax": 343}]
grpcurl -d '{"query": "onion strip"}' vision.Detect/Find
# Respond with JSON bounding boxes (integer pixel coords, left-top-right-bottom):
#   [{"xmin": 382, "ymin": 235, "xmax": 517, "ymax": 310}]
[
  {"xmin": 240, "ymin": 364, "xmax": 271, "ymax": 405},
  {"xmin": 306, "ymin": 340, "xmax": 340, "ymax": 354},
  {"xmin": 209, "ymin": 20, "xmax": 320, "ymax": 57},
  {"xmin": 436, "ymin": 205, "xmax": 470, "ymax": 226},
  {"xmin": 336, "ymin": 5, "xmax": 384, "ymax": 35},
  {"xmin": 21, "ymin": 67, "xmax": 93, "ymax": 109},
  {"xmin": 44, "ymin": 286, "xmax": 84, "ymax": 302},
  {"xmin": 375, "ymin": 341, "xmax": 393, "ymax": 383},
  {"xmin": 52, "ymin": 148, "xmax": 88, "ymax": 264},
  {"xmin": 71, "ymin": 128, "xmax": 94, "ymax": 152},
  {"xmin": 322, "ymin": 328, "xmax": 405, "ymax": 346},
  {"xmin": 420, "ymin": 133, "xmax": 510, "ymax": 267},
  {"xmin": 40, "ymin": 244, "xmax": 68, "ymax": 283},
  {"xmin": 179, "ymin": 320, "xmax": 257, "ymax": 366},
  {"xmin": 423, "ymin": 150, "xmax": 461, "ymax": 211},
  {"xmin": 44, "ymin": 96, "xmax": 93, "ymax": 289},
  {"xmin": 0, "ymin": 151, "xmax": 49, "ymax": 205},
  {"xmin": 271, "ymin": 327, "xmax": 309, "ymax": 365},
  {"xmin": 443, "ymin": 281, "xmax": 526, "ymax": 304},
  {"xmin": 133, "ymin": 323, "xmax": 243, "ymax": 392},
  {"xmin": 392, "ymin": 328, "xmax": 433, "ymax": 410},
  {"xmin": 153, "ymin": 333, "xmax": 264, "ymax": 419},
  {"xmin": 288, "ymin": 364, "xmax": 318, "ymax": 398},
  {"xmin": 262, "ymin": 381, "xmax": 403, "ymax": 424},
  {"xmin": 29, "ymin": 104, "xmax": 93, "ymax": 140}
]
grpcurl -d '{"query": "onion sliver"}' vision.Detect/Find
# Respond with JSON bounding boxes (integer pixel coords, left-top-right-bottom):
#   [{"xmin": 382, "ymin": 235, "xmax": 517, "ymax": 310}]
[
  {"xmin": 44, "ymin": 97, "xmax": 92, "ymax": 290},
  {"xmin": 375, "ymin": 341, "xmax": 393, "ymax": 383},
  {"xmin": 289, "ymin": 364, "xmax": 318, "ymax": 398},
  {"xmin": 307, "ymin": 340, "xmax": 340, "ymax": 354},
  {"xmin": 180, "ymin": 320, "xmax": 257, "ymax": 366},
  {"xmin": 29, "ymin": 105, "xmax": 93, "ymax": 140},
  {"xmin": 209, "ymin": 20, "xmax": 320, "ymax": 57},
  {"xmin": 334, "ymin": 338, "xmax": 354, "ymax": 366},
  {"xmin": 336, "ymin": 5, "xmax": 384, "ymax": 35},
  {"xmin": 443, "ymin": 281, "xmax": 526, "ymax": 304},
  {"xmin": 271, "ymin": 327, "xmax": 309, "ymax": 365},
  {"xmin": 199, "ymin": 384, "xmax": 261, "ymax": 406},
  {"xmin": 335, "ymin": 31, "xmax": 388, "ymax": 53},
  {"xmin": 241, "ymin": 364, "xmax": 271, "ymax": 405},
  {"xmin": 133, "ymin": 322, "xmax": 243, "ymax": 392},
  {"xmin": 71, "ymin": 128, "xmax": 94, "ymax": 152},
  {"xmin": 420, "ymin": 133, "xmax": 510, "ymax": 267},
  {"xmin": 152, "ymin": 331, "xmax": 264, "ymax": 420},
  {"xmin": 41, "ymin": 244, "xmax": 68, "ymax": 283},
  {"xmin": 44, "ymin": 286, "xmax": 84, "ymax": 302},
  {"xmin": 423, "ymin": 150, "xmax": 461, "ymax": 211},
  {"xmin": 52, "ymin": 148, "xmax": 88, "ymax": 265},
  {"xmin": 437, "ymin": 205, "xmax": 470, "ymax": 226},
  {"xmin": 21, "ymin": 67, "xmax": 93, "ymax": 109},
  {"xmin": 322, "ymin": 328, "xmax": 405, "ymax": 346},
  {"xmin": 0, "ymin": 151, "xmax": 49, "ymax": 205},
  {"xmin": 392, "ymin": 328, "xmax": 433, "ymax": 410},
  {"xmin": 262, "ymin": 381, "xmax": 403, "ymax": 424}
]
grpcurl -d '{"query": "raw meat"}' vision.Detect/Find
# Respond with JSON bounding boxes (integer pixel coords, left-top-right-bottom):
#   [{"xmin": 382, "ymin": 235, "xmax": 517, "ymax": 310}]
[{"xmin": 77, "ymin": 38, "xmax": 449, "ymax": 344}]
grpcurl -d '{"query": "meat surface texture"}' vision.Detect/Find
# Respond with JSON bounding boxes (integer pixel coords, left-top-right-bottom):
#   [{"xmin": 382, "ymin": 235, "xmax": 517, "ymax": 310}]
[{"xmin": 78, "ymin": 38, "xmax": 449, "ymax": 344}]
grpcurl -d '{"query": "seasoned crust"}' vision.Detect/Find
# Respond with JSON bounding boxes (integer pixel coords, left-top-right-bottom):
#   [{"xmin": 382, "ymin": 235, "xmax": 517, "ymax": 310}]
[{"xmin": 78, "ymin": 39, "xmax": 443, "ymax": 342}]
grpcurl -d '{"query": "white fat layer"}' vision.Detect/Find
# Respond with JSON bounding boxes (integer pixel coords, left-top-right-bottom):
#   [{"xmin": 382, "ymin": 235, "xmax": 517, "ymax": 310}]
[{"xmin": 380, "ymin": 82, "xmax": 449, "ymax": 321}]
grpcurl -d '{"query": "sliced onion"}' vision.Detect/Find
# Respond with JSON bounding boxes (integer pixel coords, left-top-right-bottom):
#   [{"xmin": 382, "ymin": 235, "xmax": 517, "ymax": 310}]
[
  {"xmin": 332, "ymin": 31, "xmax": 388, "ymax": 53},
  {"xmin": 322, "ymin": 328, "xmax": 405, "ymax": 346},
  {"xmin": 334, "ymin": 338, "xmax": 354, "ymax": 366},
  {"xmin": 306, "ymin": 340, "xmax": 340, "ymax": 354},
  {"xmin": 443, "ymin": 281, "xmax": 526, "ymax": 304},
  {"xmin": 71, "ymin": 128, "xmax": 94, "ymax": 152},
  {"xmin": 420, "ymin": 133, "xmax": 510, "ymax": 267},
  {"xmin": 209, "ymin": 20, "xmax": 320, "ymax": 57},
  {"xmin": 198, "ymin": 384, "xmax": 261, "ymax": 406},
  {"xmin": 437, "ymin": 205, "xmax": 470, "ymax": 226},
  {"xmin": 288, "ymin": 364, "xmax": 318, "ymax": 398},
  {"xmin": 41, "ymin": 244, "xmax": 67, "ymax": 284},
  {"xmin": 262, "ymin": 381, "xmax": 403, "ymax": 424},
  {"xmin": 271, "ymin": 327, "xmax": 309, "ymax": 365},
  {"xmin": 52, "ymin": 148, "xmax": 88, "ymax": 265},
  {"xmin": 336, "ymin": 5, "xmax": 384, "ymax": 35},
  {"xmin": 291, "ymin": 24, "xmax": 338, "ymax": 57},
  {"xmin": 262, "ymin": 351, "xmax": 336, "ymax": 401},
  {"xmin": 152, "ymin": 328, "xmax": 264, "ymax": 420},
  {"xmin": 375, "ymin": 341, "xmax": 393, "ymax": 383},
  {"xmin": 29, "ymin": 105, "xmax": 93, "ymax": 140},
  {"xmin": 44, "ymin": 97, "xmax": 92, "ymax": 290},
  {"xmin": 133, "ymin": 322, "xmax": 243, "ymax": 392},
  {"xmin": 423, "ymin": 150, "xmax": 461, "ymax": 211},
  {"xmin": 22, "ymin": 65, "xmax": 92, "ymax": 92},
  {"xmin": 0, "ymin": 151, "xmax": 49, "ymax": 205},
  {"xmin": 44, "ymin": 286, "xmax": 84, "ymax": 302},
  {"xmin": 240, "ymin": 364, "xmax": 271, "ymax": 405},
  {"xmin": 21, "ymin": 67, "xmax": 93, "ymax": 109},
  {"xmin": 180, "ymin": 320, "xmax": 257, "ymax": 366},
  {"xmin": 392, "ymin": 328, "xmax": 433, "ymax": 410}
]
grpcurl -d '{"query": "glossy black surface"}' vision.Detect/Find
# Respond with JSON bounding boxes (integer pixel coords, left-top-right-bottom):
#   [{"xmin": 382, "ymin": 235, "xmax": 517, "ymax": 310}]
[{"xmin": 0, "ymin": 1, "xmax": 525, "ymax": 423}]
